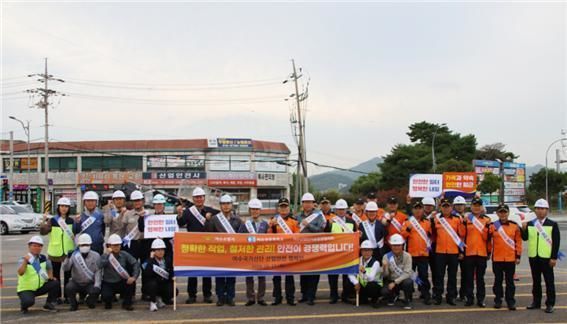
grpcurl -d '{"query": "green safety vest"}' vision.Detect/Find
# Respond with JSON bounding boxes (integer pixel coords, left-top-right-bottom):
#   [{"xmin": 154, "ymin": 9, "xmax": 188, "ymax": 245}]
[
  {"xmin": 331, "ymin": 220, "xmax": 355, "ymax": 233},
  {"xmin": 527, "ymin": 225, "xmax": 553, "ymax": 258},
  {"xmin": 17, "ymin": 256, "xmax": 48, "ymax": 292},
  {"xmin": 358, "ymin": 258, "xmax": 382, "ymax": 286},
  {"xmin": 47, "ymin": 220, "xmax": 75, "ymax": 257}
]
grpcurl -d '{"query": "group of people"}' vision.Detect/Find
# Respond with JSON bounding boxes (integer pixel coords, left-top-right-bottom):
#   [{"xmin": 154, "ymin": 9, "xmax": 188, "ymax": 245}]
[{"xmin": 16, "ymin": 187, "xmax": 561, "ymax": 316}]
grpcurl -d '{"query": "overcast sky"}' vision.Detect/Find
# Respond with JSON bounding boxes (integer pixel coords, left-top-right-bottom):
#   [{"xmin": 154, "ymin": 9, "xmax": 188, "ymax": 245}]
[{"xmin": 2, "ymin": 2, "xmax": 566, "ymax": 175}]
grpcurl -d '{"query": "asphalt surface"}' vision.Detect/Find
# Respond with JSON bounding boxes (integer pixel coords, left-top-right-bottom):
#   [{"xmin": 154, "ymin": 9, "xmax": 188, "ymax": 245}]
[{"xmin": 1, "ymin": 216, "xmax": 567, "ymax": 323}]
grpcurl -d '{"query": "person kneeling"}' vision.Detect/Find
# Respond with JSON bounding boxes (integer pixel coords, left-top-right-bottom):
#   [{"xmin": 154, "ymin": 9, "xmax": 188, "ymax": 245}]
[
  {"xmin": 382, "ymin": 234, "xmax": 414, "ymax": 310},
  {"xmin": 63, "ymin": 234, "xmax": 102, "ymax": 311},
  {"xmin": 98, "ymin": 234, "xmax": 140, "ymax": 310},
  {"xmin": 143, "ymin": 238, "xmax": 175, "ymax": 311},
  {"xmin": 348, "ymin": 240, "xmax": 382, "ymax": 308},
  {"xmin": 17, "ymin": 236, "xmax": 60, "ymax": 314}
]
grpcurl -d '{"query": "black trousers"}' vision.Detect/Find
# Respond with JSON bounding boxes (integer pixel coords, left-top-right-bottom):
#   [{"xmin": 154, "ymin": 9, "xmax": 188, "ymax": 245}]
[
  {"xmin": 146, "ymin": 279, "xmax": 174, "ymax": 303},
  {"xmin": 529, "ymin": 257, "xmax": 556, "ymax": 307},
  {"xmin": 101, "ymin": 280, "xmax": 135, "ymax": 306},
  {"xmin": 51, "ymin": 260, "xmax": 70, "ymax": 298},
  {"xmin": 187, "ymin": 277, "xmax": 212, "ymax": 298},
  {"xmin": 122, "ymin": 240, "xmax": 147, "ymax": 295},
  {"xmin": 328, "ymin": 274, "xmax": 353, "ymax": 300},
  {"xmin": 300, "ymin": 275, "xmax": 320, "ymax": 302},
  {"xmin": 18, "ymin": 280, "xmax": 60, "ymax": 310},
  {"xmin": 492, "ymin": 262, "xmax": 516, "ymax": 306},
  {"xmin": 272, "ymin": 275, "xmax": 295, "ymax": 301},
  {"xmin": 433, "ymin": 253, "xmax": 459, "ymax": 300},
  {"xmin": 65, "ymin": 280, "xmax": 100, "ymax": 308},
  {"xmin": 381, "ymin": 278, "xmax": 414, "ymax": 301},
  {"xmin": 359, "ymin": 281, "xmax": 381, "ymax": 302},
  {"xmin": 412, "ymin": 257, "xmax": 431, "ymax": 299},
  {"xmin": 459, "ymin": 259, "xmax": 466, "ymax": 299},
  {"xmin": 429, "ymin": 247, "xmax": 438, "ymax": 291},
  {"xmin": 464, "ymin": 256, "xmax": 487, "ymax": 302}
]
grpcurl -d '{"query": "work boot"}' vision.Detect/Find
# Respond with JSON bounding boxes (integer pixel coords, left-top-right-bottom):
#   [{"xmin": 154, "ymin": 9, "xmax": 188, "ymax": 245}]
[
  {"xmin": 286, "ymin": 299, "xmax": 296, "ymax": 306},
  {"xmin": 185, "ymin": 296, "xmax": 196, "ymax": 304},
  {"xmin": 43, "ymin": 302, "xmax": 58, "ymax": 313},
  {"xmin": 271, "ymin": 298, "xmax": 282, "ymax": 306},
  {"xmin": 203, "ymin": 296, "xmax": 213, "ymax": 304},
  {"xmin": 526, "ymin": 303, "xmax": 541, "ymax": 310},
  {"xmin": 545, "ymin": 306, "xmax": 554, "ymax": 314}
]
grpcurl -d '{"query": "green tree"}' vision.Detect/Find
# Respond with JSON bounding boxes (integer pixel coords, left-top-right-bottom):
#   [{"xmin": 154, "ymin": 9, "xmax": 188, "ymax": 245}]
[
  {"xmin": 527, "ymin": 168, "xmax": 567, "ymax": 205},
  {"xmin": 475, "ymin": 143, "xmax": 518, "ymax": 161},
  {"xmin": 477, "ymin": 173, "xmax": 501, "ymax": 201},
  {"xmin": 350, "ymin": 172, "xmax": 382, "ymax": 196}
]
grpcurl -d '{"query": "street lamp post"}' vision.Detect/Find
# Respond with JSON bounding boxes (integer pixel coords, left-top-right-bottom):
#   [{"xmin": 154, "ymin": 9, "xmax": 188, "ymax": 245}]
[
  {"xmin": 432, "ymin": 123, "xmax": 446, "ymax": 173},
  {"xmin": 545, "ymin": 137, "xmax": 566, "ymax": 202},
  {"xmin": 9, "ymin": 116, "xmax": 31, "ymax": 205}
]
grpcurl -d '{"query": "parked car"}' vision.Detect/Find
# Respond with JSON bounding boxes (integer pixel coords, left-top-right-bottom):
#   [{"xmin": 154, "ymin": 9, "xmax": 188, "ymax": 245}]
[
  {"xmin": 1, "ymin": 200, "xmax": 34, "ymax": 211},
  {"xmin": 0, "ymin": 205, "xmax": 37, "ymax": 235},
  {"xmin": 8, "ymin": 205, "xmax": 43, "ymax": 228}
]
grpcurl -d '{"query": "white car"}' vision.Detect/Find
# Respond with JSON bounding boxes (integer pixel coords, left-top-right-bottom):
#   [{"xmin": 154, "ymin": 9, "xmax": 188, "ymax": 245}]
[
  {"xmin": 485, "ymin": 205, "xmax": 536, "ymax": 224},
  {"xmin": 8, "ymin": 205, "xmax": 43, "ymax": 228},
  {"xmin": 0, "ymin": 205, "xmax": 37, "ymax": 235}
]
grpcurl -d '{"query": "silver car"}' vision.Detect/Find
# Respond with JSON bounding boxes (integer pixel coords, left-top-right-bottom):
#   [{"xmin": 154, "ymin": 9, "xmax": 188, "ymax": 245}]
[{"xmin": 0, "ymin": 205, "xmax": 37, "ymax": 235}]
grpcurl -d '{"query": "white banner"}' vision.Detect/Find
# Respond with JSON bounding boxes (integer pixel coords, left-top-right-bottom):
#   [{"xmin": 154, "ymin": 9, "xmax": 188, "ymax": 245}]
[
  {"xmin": 144, "ymin": 214, "xmax": 179, "ymax": 239},
  {"xmin": 409, "ymin": 174, "xmax": 443, "ymax": 198}
]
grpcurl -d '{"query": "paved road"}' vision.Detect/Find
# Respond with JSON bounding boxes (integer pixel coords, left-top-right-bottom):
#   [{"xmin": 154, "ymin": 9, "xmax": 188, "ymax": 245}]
[{"xmin": 1, "ymin": 217, "xmax": 566, "ymax": 323}]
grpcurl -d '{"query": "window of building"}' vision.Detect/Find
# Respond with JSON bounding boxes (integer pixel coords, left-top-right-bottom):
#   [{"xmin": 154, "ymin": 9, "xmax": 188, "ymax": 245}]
[
  {"xmin": 82, "ymin": 156, "xmax": 142, "ymax": 171},
  {"xmin": 254, "ymin": 155, "xmax": 287, "ymax": 172},
  {"xmin": 41, "ymin": 157, "xmax": 78, "ymax": 172}
]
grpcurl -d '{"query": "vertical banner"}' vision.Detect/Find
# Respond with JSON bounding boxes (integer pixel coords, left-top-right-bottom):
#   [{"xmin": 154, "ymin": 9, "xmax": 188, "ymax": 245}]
[{"xmin": 173, "ymin": 232, "xmax": 360, "ymax": 277}]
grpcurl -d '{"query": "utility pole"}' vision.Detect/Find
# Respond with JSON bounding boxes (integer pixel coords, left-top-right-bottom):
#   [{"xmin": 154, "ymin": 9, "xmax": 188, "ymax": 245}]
[
  {"xmin": 291, "ymin": 59, "xmax": 309, "ymax": 194},
  {"xmin": 25, "ymin": 58, "xmax": 65, "ymax": 213}
]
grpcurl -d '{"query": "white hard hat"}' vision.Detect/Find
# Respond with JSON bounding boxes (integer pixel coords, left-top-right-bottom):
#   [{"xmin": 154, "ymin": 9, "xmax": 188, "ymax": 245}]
[
  {"xmin": 192, "ymin": 187, "xmax": 206, "ymax": 197},
  {"xmin": 421, "ymin": 197, "xmax": 435, "ymax": 206},
  {"xmin": 301, "ymin": 193, "xmax": 315, "ymax": 202},
  {"xmin": 335, "ymin": 199, "xmax": 348, "ymax": 209},
  {"xmin": 151, "ymin": 238, "xmax": 166, "ymax": 250},
  {"xmin": 360, "ymin": 240, "xmax": 376, "ymax": 249},
  {"xmin": 220, "ymin": 194, "xmax": 233, "ymax": 204},
  {"xmin": 534, "ymin": 198, "xmax": 549, "ymax": 209},
  {"xmin": 107, "ymin": 234, "xmax": 122, "ymax": 245},
  {"xmin": 365, "ymin": 201, "xmax": 379, "ymax": 211},
  {"xmin": 389, "ymin": 233, "xmax": 405, "ymax": 245},
  {"xmin": 152, "ymin": 194, "xmax": 166, "ymax": 204},
  {"xmin": 453, "ymin": 196, "xmax": 466, "ymax": 205},
  {"xmin": 57, "ymin": 197, "xmax": 71, "ymax": 206},
  {"xmin": 248, "ymin": 198, "xmax": 263, "ymax": 209},
  {"xmin": 112, "ymin": 190, "xmax": 126, "ymax": 199},
  {"xmin": 83, "ymin": 191, "xmax": 99, "ymax": 201},
  {"xmin": 130, "ymin": 190, "xmax": 144, "ymax": 201},
  {"xmin": 77, "ymin": 234, "xmax": 92, "ymax": 245},
  {"xmin": 28, "ymin": 235, "xmax": 44, "ymax": 245}
]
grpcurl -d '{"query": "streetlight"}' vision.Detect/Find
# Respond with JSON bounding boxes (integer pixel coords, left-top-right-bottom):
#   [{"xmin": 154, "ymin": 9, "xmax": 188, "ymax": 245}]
[
  {"xmin": 432, "ymin": 123, "xmax": 446, "ymax": 173},
  {"xmin": 9, "ymin": 116, "xmax": 31, "ymax": 205},
  {"xmin": 545, "ymin": 137, "xmax": 567, "ymax": 202}
]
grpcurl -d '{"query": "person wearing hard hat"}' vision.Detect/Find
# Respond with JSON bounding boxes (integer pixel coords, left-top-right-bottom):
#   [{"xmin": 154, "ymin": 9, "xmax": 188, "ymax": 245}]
[
  {"xmin": 238, "ymin": 198, "xmax": 269, "ymax": 306},
  {"xmin": 325, "ymin": 199, "xmax": 357, "ymax": 304},
  {"xmin": 205, "ymin": 194, "xmax": 243, "ymax": 306},
  {"xmin": 348, "ymin": 240, "xmax": 382, "ymax": 308},
  {"xmin": 296, "ymin": 192, "xmax": 326, "ymax": 306},
  {"xmin": 359, "ymin": 201, "xmax": 388, "ymax": 262},
  {"xmin": 177, "ymin": 186, "xmax": 218, "ymax": 304},
  {"xmin": 488, "ymin": 204, "xmax": 522, "ymax": 311},
  {"xmin": 451, "ymin": 196, "xmax": 468, "ymax": 302},
  {"xmin": 401, "ymin": 200, "xmax": 433, "ymax": 305},
  {"xmin": 39, "ymin": 196, "xmax": 77, "ymax": 304},
  {"xmin": 268, "ymin": 197, "xmax": 299, "ymax": 306},
  {"xmin": 522, "ymin": 198, "xmax": 561, "ymax": 314},
  {"xmin": 98, "ymin": 234, "xmax": 140, "ymax": 310},
  {"xmin": 77, "ymin": 191, "xmax": 105, "ymax": 255},
  {"xmin": 104, "ymin": 190, "xmax": 128, "ymax": 237},
  {"xmin": 462, "ymin": 197, "xmax": 491, "ymax": 308},
  {"xmin": 62, "ymin": 233, "xmax": 102, "ymax": 311},
  {"xmin": 17, "ymin": 236, "xmax": 60, "ymax": 314},
  {"xmin": 382, "ymin": 196, "xmax": 408, "ymax": 253},
  {"xmin": 422, "ymin": 197, "xmax": 437, "ymax": 218},
  {"xmin": 431, "ymin": 198, "xmax": 466, "ymax": 306},
  {"xmin": 143, "ymin": 238, "xmax": 174, "ymax": 311},
  {"xmin": 382, "ymin": 234, "xmax": 414, "ymax": 310}
]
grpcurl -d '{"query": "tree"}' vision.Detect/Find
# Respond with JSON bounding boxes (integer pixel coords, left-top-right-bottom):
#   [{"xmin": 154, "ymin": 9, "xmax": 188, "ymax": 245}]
[
  {"xmin": 350, "ymin": 172, "xmax": 382, "ymax": 196},
  {"xmin": 475, "ymin": 143, "xmax": 518, "ymax": 161},
  {"xmin": 527, "ymin": 168, "xmax": 567, "ymax": 205},
  {"xmin": 477, "ymin": 173, "xmax": 501, "ymax": 201}
]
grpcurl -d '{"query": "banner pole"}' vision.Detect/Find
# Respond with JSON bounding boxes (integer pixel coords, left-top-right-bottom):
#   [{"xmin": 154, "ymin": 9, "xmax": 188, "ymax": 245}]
[
  {"xmin": 173, "ymin": 276, "xmax": 177, "ymax": 311},
  {"xmin": 356, "ymin": 292, "xmax": 359, "ymax": 307}
]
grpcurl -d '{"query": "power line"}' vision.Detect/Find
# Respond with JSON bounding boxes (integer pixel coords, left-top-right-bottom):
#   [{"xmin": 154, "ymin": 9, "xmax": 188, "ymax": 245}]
[
  {"xmin": 64, "ymin": 76, "xmax": 285, "ymax": 87},
  {"xmin": 64, "ymin": 79, "xmax": 284, "ymax": 91}
]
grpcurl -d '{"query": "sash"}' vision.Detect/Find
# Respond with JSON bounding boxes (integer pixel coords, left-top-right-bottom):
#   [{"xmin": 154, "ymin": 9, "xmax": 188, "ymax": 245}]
[
  {"xmin": 122, "ymin": 226, "xmax": 139, "ymax": 248},
  {"xmin": 385, "ymin": 213, "xmax": 403, "ymax": 232},
  {"xmin": 189, "ymin": 206, "xmax": 206, "ymax": 226},
  {"xmin": 332, "ymin": 216, "xmax": 353, "ymax": 233},
  {"xmin": 351, "ymin": 213, "xmax": 362, "ymax": 225},
  {"xmin": 276, "ymin": 215, "xmax": 293, "ymax": 234},
  {"xmin": 409, "ymin": 216, "xmax": 431, "ymax": 251},
  {"xmin": 299, "ymin": 212, "xmax": 321, "ymax": 232},
  {"xmin": 216, "ymin": 214, "xmax": 235, "ymax": 233},
  {"xmin": 362, "ymin": 221, "xmax": 377, "ymax": 247},
  {"xmin": 108, "ymin": 254, "xmax": 130, "ymax": 280},
  {"xmin": 153, "ymin": 263, "xmax": 169, "ymax": 280},
  {"xmin": 357, "ymin": 256, "xmax": 373, "ymax": 287},
  {"xmin": 73, "ymin": 252, "xmax": 95, "ymax": 282},
  {"xmin": 111, "ymin": 209, "xmax": 117, "ymax": 218},
  {"xmin": 28, "ymin": 253, "xmax": 50, "ymax": 281},
  {"xmin": 80, "ymin": 216, "xmax": 96, "ymax": 233},
  {"xmin": 386, "ymin": 252, "xmax": 404, "ymax": 277},
  {"xmin": 493, "ymin": 221, "xmax": 515, "ymax": 251},
  {"xmin": 245, "ymin": 220, "xmax": 256, "ymax": 233},
  {"xmin": 467, "ymin": 213, "xmax": 485, "ymax": 234},
  {"xmin": 436, "ymin": 215, "xmax": 466, "ymax": 251},
  {"xmin": 56, "ymin": 216, "xmax": 74, "ymax": 241}
]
